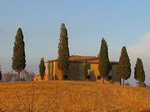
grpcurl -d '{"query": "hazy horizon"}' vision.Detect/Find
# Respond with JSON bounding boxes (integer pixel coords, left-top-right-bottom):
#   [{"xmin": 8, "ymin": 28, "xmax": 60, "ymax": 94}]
[{"xmin": 0, "ymin": 0, "xmax": 150, "ymax": 85}]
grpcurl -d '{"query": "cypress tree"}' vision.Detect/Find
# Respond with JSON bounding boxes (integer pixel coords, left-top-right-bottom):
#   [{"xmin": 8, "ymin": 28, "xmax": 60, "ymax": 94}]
[
  {"xmin": 12, "ymin": 28, "xmax": 26, "ymax": 81},
  {"xmin": 134, "ymin": 58, "xmax": 145, "ymax": 85},
  {"xmin": 117, "ymin": 46, "xmax": 131, "ymax": 85},
  {"xmin": 58, "ymin": 23, "xmax": 70, "ymax": 78},
  {"xmin": 39, "ymin": 58, "xmax": 45, "ymax": 80},
  {"xmin": 98, "ymin": 38, "xmax": 109, "ymax": 83}
]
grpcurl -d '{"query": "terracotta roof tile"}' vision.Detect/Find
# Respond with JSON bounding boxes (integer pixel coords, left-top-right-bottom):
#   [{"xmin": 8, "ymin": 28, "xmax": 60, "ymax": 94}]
[
  {"xmin": 46, "ymin": 55, "xmax": 118, "ymax": 64},
  {"xmin": 69, "ymin": 55, "xmax": 98, "ymax": 62}
]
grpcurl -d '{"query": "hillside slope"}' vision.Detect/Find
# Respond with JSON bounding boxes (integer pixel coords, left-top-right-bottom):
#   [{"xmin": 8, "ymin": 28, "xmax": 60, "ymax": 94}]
[{"xmin": 0, "ymin": 81, "xmax": 150, "ymax": 112}]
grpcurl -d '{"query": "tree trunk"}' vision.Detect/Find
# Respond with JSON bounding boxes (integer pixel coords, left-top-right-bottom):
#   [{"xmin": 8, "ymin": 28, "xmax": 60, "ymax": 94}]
[
  {"xmin": 18, "ymin": 72, "xmax": 20, "ymax": 81},
  {"xmin": 120, "ymin": 78, "xmax": 122, "ymax": 85}
]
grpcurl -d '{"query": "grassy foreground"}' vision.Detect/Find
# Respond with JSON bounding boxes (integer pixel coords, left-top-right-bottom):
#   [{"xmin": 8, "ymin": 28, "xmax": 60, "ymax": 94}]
[{"xmin": 0, "ymin": 81, "xmax": 150, "ymax": 112}]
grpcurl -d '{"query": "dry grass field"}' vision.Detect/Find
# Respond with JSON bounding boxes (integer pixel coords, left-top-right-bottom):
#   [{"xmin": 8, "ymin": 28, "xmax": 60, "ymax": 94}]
[{"xmin": 0, "ymin": 81, "xmax": 150, "ymax": 112}]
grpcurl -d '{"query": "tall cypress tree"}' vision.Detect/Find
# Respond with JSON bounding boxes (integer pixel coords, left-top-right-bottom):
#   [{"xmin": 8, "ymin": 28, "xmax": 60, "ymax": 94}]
[
  {"xmin": 98, "ymin": 38, "xmax": 109, "ymax": 83},
  {"xmin": 134, "ymin": 58, "xmax": 145, "ymax": 84},
  {"xmin": 58, "ymin": 23, "xmax": 70, "ymax": 78},
  {"xmin": 39, "ymin": 58, "xmax": 45, "ymax": 80},
  {"xmin": 12, "ymin": 28, "xmax": 26, "ymax": 81},
  {"xmin": 117, "ymin": 46, "xmax": 131, "ymax": 85}
]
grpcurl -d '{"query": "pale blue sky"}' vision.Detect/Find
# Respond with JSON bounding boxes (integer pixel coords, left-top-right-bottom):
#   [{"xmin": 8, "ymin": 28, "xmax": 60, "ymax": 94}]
[{"xmin": 0, "ymin": 0, "xmax": 150, "ymax": 85}]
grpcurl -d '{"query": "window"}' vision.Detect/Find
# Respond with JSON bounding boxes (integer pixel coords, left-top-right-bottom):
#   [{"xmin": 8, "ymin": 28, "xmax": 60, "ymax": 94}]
[
  {"xmin": 64, "ymin": 75, "xmax": 68, "ymax": 79},
  {"xmin": 97, "ymin": 76, "xmax": 101, "ymax": 79},
  {"xmin": 87, "ymin": 64, "xmax": 91, "ymax": 69},
  {"xmin": 107, "ymin": 76, "xmax": 112, "ymax": 80}
]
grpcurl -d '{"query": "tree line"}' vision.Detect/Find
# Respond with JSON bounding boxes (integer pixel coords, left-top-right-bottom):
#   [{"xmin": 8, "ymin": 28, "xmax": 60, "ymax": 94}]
[
  {"xmin": 99, "ymin": 38, "xmax": 145, "ymax": 86},
  {"xmin": 0, "ymin": 23, "xmax": 146, "ymax": 87},
  {"xmin": 58, "ymin": 23, "xmax": 146, "ymax": 86}
]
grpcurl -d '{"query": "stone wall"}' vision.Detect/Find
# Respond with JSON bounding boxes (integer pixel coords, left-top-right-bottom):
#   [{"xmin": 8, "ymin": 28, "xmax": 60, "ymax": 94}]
[
  {"xmin": 45, "ymin": 61, "xmax": 120, "ymax": 82},
  {"xmin": 68, "ymin": 62, "xmax": 84, "ymax": 80}
]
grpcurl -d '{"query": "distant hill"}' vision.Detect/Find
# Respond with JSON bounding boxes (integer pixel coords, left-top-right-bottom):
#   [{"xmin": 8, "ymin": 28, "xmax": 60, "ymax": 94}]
[{"xmin": 0, "ymin": 81, "xmax": 150, "ymax": 112}]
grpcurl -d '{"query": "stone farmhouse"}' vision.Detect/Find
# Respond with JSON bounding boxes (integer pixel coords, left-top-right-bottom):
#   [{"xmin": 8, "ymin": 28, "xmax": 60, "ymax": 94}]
[{"xmin": 34, "ymin": 55, "xmax": 120, "ymax": 82}]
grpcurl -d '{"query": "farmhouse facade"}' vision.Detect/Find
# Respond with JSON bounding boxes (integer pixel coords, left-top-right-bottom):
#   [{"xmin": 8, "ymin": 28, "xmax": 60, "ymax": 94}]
[{"xmin": 43, "ymin": 55, "xmax": 120, "ymax": 82}]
